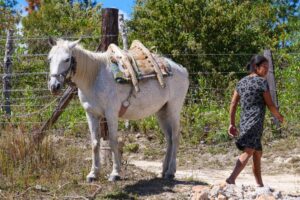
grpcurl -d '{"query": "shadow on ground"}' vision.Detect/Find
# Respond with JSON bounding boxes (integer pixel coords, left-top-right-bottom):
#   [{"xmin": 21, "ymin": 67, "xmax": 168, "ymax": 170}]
[{"xmin": 123, "ymin": 177, "xmax": 207, "ymax": 197}]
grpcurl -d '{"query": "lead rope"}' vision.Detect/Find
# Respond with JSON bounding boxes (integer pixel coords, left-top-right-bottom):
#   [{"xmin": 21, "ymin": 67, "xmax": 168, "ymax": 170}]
[{"xmin": 119, "ymin": 85, "xmax": 134, "ymax": 117}]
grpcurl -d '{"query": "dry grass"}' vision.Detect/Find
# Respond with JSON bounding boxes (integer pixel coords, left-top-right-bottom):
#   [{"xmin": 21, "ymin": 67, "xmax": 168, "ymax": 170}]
[
  {"xmin": 0, "ymin": 126, "xmax": 60, "ymax": 189},
  {"xmin": 0, "ymin": 127, "xmax": 157, "ymax": 199}
]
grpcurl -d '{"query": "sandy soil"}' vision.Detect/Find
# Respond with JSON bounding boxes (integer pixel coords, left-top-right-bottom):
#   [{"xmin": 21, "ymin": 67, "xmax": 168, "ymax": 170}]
[{"xmin": 130, "ymin": 160, "xmax": 300, "ymax": 195}]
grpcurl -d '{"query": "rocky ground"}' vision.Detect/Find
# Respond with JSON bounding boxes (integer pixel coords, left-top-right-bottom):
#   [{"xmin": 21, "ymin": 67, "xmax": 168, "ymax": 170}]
[{"xmin": 191, "ymin": 183, "xmax": 300, "ymax": 200}]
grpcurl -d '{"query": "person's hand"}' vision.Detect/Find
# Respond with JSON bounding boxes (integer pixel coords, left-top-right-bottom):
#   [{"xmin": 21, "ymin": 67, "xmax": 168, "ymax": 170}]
[
  {"xmin": 277, "ymin": 114, "xmax": 284, "ymax": 123},
  {"xmin": 228, "ymin": 124, "xmax": 238, "ymax": 137}
]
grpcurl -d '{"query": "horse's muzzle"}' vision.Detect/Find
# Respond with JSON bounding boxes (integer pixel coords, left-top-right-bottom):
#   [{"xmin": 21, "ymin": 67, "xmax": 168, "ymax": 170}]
[{"xmin": 48, "ymin": 79, "xmax": 62, "ymax": 95}]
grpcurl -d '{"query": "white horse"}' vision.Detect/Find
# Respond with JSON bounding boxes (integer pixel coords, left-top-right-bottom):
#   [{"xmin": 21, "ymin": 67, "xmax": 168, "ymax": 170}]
[{"xmin": 47, "ymin": 38, "xmax": 189, "ymax": 182}]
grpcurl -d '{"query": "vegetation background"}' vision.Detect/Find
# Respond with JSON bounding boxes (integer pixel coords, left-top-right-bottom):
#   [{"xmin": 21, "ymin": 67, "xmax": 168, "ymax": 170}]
[{"xmin": 0, "ymin": 0, "xmax": 299, "ymax": 198}]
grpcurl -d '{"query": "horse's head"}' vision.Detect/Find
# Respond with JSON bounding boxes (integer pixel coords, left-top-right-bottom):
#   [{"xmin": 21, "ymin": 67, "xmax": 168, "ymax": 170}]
[{"xmin": 47, "ymin": 37, "xmax": 81, "ymax": 95}]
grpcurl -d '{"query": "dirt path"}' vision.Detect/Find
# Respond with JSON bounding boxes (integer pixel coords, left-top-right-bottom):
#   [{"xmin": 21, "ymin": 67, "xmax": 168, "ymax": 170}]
[{"xmin": 130, "ymin": 160, "xmax": 300, "ymax": 195}]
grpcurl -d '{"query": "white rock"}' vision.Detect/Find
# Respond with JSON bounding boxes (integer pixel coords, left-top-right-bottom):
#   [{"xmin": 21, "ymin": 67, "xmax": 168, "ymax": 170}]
[
  {"xmin": 84, "ymin": 157, "xmax": 92, "ymax": 161},
  {"xmin": 273, "ymin": 191, "xmax": 282, "ymax": 199},
  {"xmin": 210, "ymin": 185, "xmax": 221, "ymax": 197},
  {"xmin": 284, "ymin": 156, "xmax": 300, "ymax": 164},
  {"xmin": 255, "ymin": 186, "xmax": 273, "ymax": 197},
  {"xmin": 274, "ymin": 156, "xmax": 284, "ymax": 164}
]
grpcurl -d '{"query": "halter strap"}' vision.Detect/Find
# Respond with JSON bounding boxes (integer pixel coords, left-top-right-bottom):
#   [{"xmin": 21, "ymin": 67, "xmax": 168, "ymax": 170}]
[{"xmin": 50, "ymin": 56, "xmax": 77, "ymax": 85}]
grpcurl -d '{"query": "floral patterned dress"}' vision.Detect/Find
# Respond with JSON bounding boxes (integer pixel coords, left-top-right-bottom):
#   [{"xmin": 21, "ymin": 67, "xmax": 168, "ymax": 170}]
[{"xmin": 235, "ymin": 76, "xmax": 269, "ymax": 151}]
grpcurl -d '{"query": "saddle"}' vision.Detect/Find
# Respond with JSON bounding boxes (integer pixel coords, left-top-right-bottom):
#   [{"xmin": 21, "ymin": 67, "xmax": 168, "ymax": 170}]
[{"xmin": 107, "ymin": 40, "xmax": 172, "ymax": 92}]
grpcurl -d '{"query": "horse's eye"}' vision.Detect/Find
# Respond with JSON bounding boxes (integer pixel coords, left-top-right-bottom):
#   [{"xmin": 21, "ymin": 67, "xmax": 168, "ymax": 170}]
[
  {"xmin": 47, "ymin": 58, "xmax": 51, "ymax": 62},
  {"xmin": 65, "ymin": 58, "xmax": 70, "ymax": 62}
]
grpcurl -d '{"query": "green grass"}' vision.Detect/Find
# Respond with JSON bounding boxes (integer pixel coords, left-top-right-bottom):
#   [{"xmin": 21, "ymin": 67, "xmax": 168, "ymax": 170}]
[
  {"xmin": 103, "ymin": 188, "xmax": 137, "ymax": 200},
  {"xmin": 123, "ymin": 143, "xmax": 139, "ymax": 153}
]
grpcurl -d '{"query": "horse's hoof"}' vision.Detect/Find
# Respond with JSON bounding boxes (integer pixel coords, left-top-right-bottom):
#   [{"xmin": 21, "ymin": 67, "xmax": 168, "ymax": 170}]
[
  {"xmin": 86, "ymin": 176, "xmax": 97, "ymax": 183},
  {"xmin": 108, "ymin": 175, "xmax": 121, "ymax": 182},
  {"xmin": 163, "ymin": 174, "xmax": 175, "ymax": 180}
]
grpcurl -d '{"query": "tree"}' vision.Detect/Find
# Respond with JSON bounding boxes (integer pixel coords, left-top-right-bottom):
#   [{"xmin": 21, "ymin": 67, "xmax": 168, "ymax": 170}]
[
  {"xmin": 22, "ymin": 0, "xmax": 102, "ymax": 53},
  {"xmin": 128, "ymin": 0, "xmax": 281, "ymax": 72},
  {"xmin": 25, "ymin": 0, "xmax": 41, "ymax": 14},
  {"xmin": 271, "ymin": 0, "xmax": 300, "ymax": 52},
  {"xmin": 0, "ymin": 0, "xmax": 18, "ymax": 33},
  {"xmin": 0, "ymin": 0, "xmax": 19, "ymax": 67}
]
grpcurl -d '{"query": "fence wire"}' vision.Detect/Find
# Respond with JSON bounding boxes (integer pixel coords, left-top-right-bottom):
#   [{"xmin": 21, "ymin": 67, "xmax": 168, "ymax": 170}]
[{"xmin": 1, "ymin": 36, "xmax": 299, "ymax": 136}]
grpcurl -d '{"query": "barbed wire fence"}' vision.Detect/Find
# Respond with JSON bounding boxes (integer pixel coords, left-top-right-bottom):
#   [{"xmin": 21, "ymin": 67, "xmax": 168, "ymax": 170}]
[{"xmin": 0, "ymin": 35, "xmax": 299, "ymax": 140}]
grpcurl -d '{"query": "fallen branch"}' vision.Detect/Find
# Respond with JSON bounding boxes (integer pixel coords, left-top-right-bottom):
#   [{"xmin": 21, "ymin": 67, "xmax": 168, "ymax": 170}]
[
  {"xmin": 0, "ymin": 191, "xmax": 7, "ymax": 200},
  {"xmin": 63, "ymin": 195, "xmax": 89, "ymax": 200},
  {"xmin": 35, "ymin": 85, "xmax": 77, "ymax": 142},
  {"xmin": 14, "ymin": 186, "xmax": 35, "ymax": 198},
  {"xmin": 54, "ymin": 182, "xmax": 102, "ymax": 200},
  {"xmin": 76, "ymin": 183, "xmax": 102, "ymax": 200},
  {"xmin": 47, "ymin": 181, "xmax": 72, "ymax": 196},
  {"xmin": 88, "ymin": 184, "xmax": 102, "ymax": 200}
]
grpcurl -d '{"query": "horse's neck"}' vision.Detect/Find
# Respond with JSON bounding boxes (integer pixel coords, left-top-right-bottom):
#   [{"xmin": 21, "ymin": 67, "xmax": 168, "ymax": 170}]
[{"xmin": 72, "ymin": 47, "xmax": 108, "ymax": 91}]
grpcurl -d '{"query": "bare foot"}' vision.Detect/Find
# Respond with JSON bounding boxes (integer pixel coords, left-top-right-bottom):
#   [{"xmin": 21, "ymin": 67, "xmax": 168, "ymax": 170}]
[{"xmin": 226, "ymin": 178, "xmax": 235, "ymax": 185}]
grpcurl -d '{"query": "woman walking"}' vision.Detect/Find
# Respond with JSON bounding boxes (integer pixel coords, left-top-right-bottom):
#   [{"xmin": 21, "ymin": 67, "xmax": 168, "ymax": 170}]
[{"xmin": 226, "ymin": 55, "xmax": 284, "ymax": 187}]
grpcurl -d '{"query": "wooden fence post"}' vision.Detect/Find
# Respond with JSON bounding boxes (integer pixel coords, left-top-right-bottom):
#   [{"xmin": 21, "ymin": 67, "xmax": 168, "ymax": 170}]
[
  {"xmin": 2, "ymin": 30, "xmax": 14, "ymax": 117},
  {"xmin": 264, "ymin": 50, "xmax": 281, "ymax": 130},
  {"xmin": 37, "ymin": 85, "xmax": 77, "ymax": 141},
  {"xmin": 96, "ymin": 8, "xmax": 119, "ymax": 167},
  {"xmin": 96, "ymin": 8, "xmax": 119, "ymax": 52}
]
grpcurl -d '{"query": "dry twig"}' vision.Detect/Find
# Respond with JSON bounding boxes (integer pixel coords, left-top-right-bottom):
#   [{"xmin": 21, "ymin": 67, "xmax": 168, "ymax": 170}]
[
  {"xmin": 88, "ymin": 184, "xmax": 102, "ymax": 200},
  {"xmin": 0, "ymin": 191, "xmax": 8, "ymax": 200},
  {"xmin": 14, "ymin": 186, "xmax": 35, "ymax": 198},
  {"xmin": 63, "ymin": 195, "xmax": 89, "ymax": 200}
]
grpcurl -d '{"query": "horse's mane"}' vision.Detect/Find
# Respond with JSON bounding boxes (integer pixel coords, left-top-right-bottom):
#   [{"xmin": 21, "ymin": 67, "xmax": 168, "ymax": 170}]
[
  {"xmin": 72, "ymin": 44, "xmax": 108, "ymax": 87},
  {"xmin": 49, "ymin": 39, "xmax": 108, "ymax": 88}
]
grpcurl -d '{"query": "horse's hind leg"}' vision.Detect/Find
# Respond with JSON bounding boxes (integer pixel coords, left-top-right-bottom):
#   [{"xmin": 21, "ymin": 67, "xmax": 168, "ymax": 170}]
[
  {"xmin": 156, "ymin": 105, "xmax": 172, "ymax": 177},
  {"xmin": 86, "ymin": 112, "xmax": 101, "ymax": 182},
  {"xmin": 156, "ymin": 103, "xmax": 181, "ymax": 179}
]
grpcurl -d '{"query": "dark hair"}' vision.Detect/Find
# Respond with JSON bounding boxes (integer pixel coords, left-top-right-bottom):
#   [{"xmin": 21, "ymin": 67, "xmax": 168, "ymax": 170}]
[{"xmin": 246, "ymin": 55, "xmax": 268, "ymax": 72}]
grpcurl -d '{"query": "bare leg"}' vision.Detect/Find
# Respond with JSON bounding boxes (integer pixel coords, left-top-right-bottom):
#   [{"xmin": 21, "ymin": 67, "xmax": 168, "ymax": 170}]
[
  {"xmin": 226, "ymin": 148, "xmax": 254, "ymax": 184},
  {"xmin": 253, "ymin": 150, "xmax": 264, "ymax": 187}
]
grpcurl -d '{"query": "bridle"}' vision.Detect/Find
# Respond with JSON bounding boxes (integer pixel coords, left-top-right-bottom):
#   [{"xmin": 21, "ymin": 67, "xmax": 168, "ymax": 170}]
[{"xmin": 49, "ymin": 56, "xmax": 77, "ymax": 86}]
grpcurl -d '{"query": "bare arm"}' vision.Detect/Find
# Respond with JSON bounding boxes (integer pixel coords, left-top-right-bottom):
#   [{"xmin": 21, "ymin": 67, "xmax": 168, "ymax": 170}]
[
  {"xmin": 228, "ymin": 90, "xmax": 240, "ymax": 137},
  {"xmin": 229, "ymin": 90, "xmax": 240, "ymax": 126},
  {"xmin": 263, "ymin": 91, "xmax": 284, "ymax": 122}
]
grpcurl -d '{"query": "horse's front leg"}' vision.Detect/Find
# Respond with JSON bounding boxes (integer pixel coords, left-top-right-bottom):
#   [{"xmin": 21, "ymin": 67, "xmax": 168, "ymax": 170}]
[
  {"xmin": 106, "ymin": 113, "xmax": 121, "ymax": 181},
  {"xmin": 86, "ymin": 112, "xmax": 101, "ymax": 182}
]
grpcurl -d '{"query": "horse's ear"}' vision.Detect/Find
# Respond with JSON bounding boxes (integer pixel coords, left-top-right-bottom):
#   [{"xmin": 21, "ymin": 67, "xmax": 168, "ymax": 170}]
[
  {"xmin": 68, "ymin": 38, "xmax": 82, "ymax": 49},
  {"xmin": 48, "ymin": 36, "xmax": 56, "ymax": 46}
]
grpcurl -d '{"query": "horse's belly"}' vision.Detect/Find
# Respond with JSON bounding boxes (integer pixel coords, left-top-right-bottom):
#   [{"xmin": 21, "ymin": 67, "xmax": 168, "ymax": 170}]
[
  {"xmin": 119, "ymin": 81, "xmax": 169, "ymax": 120},
  {"xmin": 121, "ymin": 100, "xmax": 166, "ymax": 120}
]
